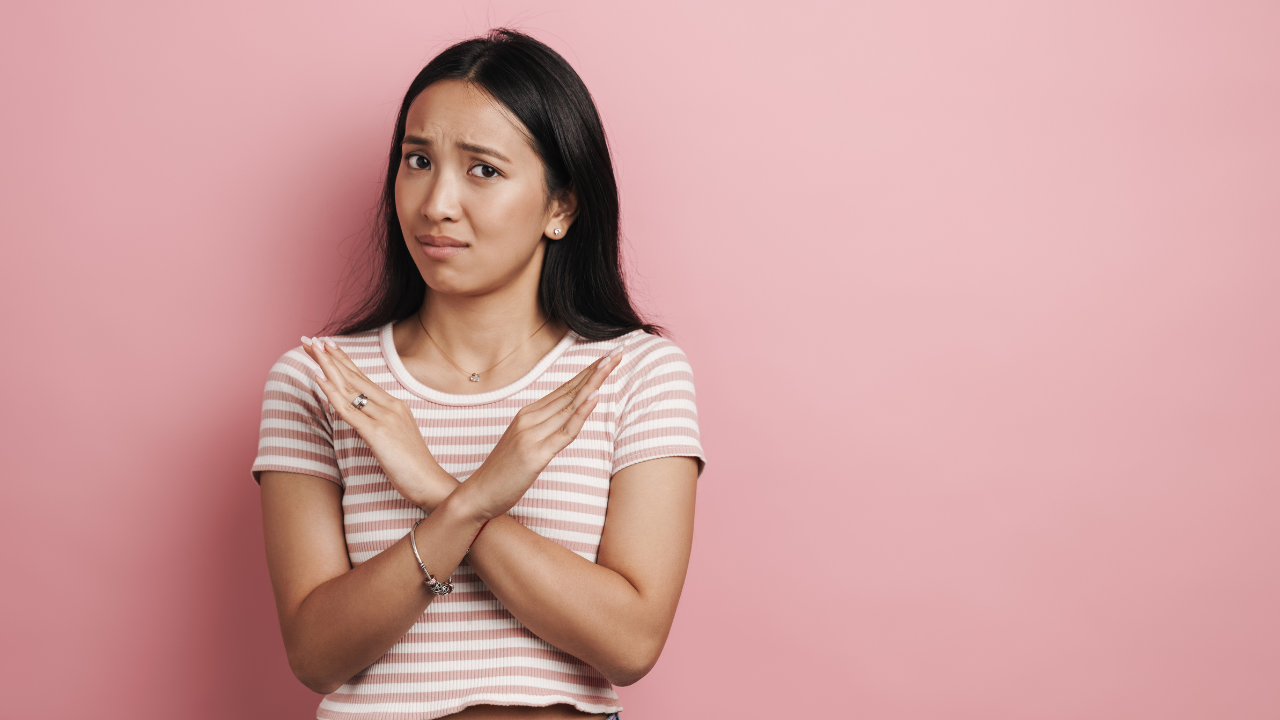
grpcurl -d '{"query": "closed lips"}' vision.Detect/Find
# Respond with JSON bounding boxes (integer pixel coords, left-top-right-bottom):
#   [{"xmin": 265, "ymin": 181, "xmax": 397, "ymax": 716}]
[
  {"xmin": 419, "ymin": 235, "xmax": 468, "ymax": 259},
  {"xmin": 420, "ymin": 235, "xmax": 467, "ymax": 247}
]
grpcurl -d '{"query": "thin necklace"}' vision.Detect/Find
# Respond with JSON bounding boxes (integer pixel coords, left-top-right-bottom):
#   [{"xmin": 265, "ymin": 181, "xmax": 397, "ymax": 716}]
[{"xmin": 416, "ymin": 311, "xmax": 552, "ymax": 382}]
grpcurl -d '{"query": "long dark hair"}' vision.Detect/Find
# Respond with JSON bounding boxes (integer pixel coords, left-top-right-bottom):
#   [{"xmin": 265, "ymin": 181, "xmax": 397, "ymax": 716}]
[{"xmin": 328, "ymin": 28, "xmax": 658, "ymax": 340}]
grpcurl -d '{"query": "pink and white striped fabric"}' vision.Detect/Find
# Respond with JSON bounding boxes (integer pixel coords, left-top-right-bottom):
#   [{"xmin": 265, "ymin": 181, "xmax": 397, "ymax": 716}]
[{"xmin": 251, "ymin": 323, "xmax": 704, "ymax": 720}]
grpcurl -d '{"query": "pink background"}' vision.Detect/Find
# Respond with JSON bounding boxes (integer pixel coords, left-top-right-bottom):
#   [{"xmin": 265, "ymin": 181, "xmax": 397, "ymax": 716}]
[{"xmin": 2, "ymin": 1, "xmax": 1278, "ymax": 718}]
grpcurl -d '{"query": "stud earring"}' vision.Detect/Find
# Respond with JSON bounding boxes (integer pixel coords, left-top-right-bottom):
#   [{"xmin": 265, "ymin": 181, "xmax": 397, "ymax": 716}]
[{"xmin": 553, "ymin": 228, "xmax": 561, "ymax": 236}]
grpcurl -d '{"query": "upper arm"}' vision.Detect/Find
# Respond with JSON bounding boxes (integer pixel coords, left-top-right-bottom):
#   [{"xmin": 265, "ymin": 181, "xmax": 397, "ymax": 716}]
[
  {"xmin": 595, "ymin": 456, "xmax": 699, "ymax": 624},
  {"xmin": 597, "ymin": 336, "xmax": 706, "ymax": 626},
  {"xmin": 253, "ymin": 349, "xmax": 350, "ymax": 622},
  {"xmin": 260, "ymin": 471, "xmax": 351, "ymax": 623}
]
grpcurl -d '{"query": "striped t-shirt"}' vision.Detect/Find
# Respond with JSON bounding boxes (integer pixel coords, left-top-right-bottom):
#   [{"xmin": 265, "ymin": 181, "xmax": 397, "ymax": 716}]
[{"xmin": 251, "ymin": 322, "xmax": 705, "ymax": 720}]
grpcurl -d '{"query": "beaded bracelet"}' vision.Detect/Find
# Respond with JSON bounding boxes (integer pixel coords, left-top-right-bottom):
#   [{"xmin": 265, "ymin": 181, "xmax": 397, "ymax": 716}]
[
  {"xmin": 409, "ymin": 517, "xmax": 455, "ymax": 596},
  {"xmin": 408, "ymin": 517, "xmax": 491, "ymax": 596}
]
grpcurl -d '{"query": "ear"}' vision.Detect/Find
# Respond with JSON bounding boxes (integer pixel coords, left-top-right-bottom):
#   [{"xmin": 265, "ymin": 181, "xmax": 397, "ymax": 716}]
[{"xmin": 544, "ymin": 187, "xmax": 579, "ymax": 240}]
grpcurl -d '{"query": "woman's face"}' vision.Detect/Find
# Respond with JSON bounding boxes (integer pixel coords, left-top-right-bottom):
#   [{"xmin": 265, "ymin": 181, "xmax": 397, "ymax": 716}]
[{"xmin": 395, "ymin": 79, "xmax": 574, "ymax": 298}]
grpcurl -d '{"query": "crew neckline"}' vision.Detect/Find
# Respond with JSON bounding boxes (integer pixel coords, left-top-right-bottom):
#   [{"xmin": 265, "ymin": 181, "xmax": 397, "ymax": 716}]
[{"xmin": 379, "ymin": 321, "xmax": 580, "ymax": 406}]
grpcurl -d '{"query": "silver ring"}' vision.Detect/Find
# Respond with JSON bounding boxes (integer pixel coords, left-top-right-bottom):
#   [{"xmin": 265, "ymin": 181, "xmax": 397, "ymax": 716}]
[{"xmin": 352, "ymin": 393, "xmax": 369, "ymax": 409}]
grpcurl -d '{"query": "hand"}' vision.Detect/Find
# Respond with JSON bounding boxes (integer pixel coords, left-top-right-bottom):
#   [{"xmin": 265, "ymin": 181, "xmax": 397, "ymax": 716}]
[
  {"xmin": 456, "ymin": 344, "xmax": 626, "ymax": 522},
  {"xmin": 302, "ymin": 336, "xmax": 457, "ymax": 510}
]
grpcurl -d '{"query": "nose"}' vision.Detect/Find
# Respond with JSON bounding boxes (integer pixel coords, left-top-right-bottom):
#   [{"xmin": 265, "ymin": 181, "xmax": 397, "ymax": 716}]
[{"xmin": 420, "ymin": 168, "xmax": 461, "ymax": 224}]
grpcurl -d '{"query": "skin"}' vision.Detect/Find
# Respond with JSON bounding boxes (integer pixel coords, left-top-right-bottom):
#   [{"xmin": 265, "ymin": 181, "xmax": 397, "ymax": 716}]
[{"xmin": 259, "ymin": 79, "xmax": 699, "ymax": 720}]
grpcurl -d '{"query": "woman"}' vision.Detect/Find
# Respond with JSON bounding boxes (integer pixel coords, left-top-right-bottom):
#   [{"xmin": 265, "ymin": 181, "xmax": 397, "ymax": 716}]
[{"xmin": 251, "ymin": 29, "xmax": 705, "ymax": 720}]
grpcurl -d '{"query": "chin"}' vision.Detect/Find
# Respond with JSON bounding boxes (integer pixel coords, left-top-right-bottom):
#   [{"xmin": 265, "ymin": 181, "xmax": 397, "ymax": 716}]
[
  {"xmin": 412, "ymin": 245, "xmax": 543, "ymax": 300},
  {"xmin": 419, "ymin": 266, "xmax": 503, "ymax": 298}
]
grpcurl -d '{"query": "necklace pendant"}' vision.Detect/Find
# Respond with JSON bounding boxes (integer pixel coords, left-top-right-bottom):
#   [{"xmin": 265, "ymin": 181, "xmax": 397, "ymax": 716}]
[{"xmin": 469, "ymin": 373, "xmax": 480, "ymax": 382}]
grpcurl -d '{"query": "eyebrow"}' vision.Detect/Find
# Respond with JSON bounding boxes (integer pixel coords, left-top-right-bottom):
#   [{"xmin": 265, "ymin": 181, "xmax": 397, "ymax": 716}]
[{"xmin": 401, "ymin": 135, "xmax": 511, "ymax": 164}]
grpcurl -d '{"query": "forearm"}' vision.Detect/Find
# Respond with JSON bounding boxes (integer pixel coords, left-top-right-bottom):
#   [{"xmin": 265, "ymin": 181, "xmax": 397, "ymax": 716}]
[
  {"xmin": 463, "ymin": 513, "xmax": 673, "ymax": 686},
  {"xmin": 284, "ymin": 342, "xmax": 684, "ymax": 687},
  {"xmin": 281, "ymin": 494, "xmax": 482, "ymax": 693}
]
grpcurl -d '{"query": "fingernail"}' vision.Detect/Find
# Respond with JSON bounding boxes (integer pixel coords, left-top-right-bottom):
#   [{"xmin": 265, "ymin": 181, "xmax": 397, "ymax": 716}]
[
  {"xmin": 315, "ymin": 371, "xmax": 327, "ymax": 383},
  {"xmin": 313, "ymin": 337, "xmax": 326, "ymax": 352},
  {"xmin": 326, "ymin": 338, "xmax": 338, "ymax": 350},
  {"xmin": 588, "ymin": 390, "xmax": 599, "ymax": 401},
  {"xmin": 301, "ymin": 336, "xmax": 312, "ymax": 346}
]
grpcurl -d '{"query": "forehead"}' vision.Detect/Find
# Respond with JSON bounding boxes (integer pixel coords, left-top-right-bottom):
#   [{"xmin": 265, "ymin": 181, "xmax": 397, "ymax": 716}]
[{"xmin": 404, "ymin": 80, "xmax": 534, "ymax": 157}]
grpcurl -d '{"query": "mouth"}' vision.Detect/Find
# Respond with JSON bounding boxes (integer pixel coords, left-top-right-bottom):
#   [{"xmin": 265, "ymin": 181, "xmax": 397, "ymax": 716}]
[{"xmin": 418, "ymin": 234, "xmax": 469, "ymax": 261}]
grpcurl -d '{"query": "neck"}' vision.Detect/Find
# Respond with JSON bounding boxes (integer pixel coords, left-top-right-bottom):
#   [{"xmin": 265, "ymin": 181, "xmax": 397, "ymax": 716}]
[
  {"xmin": 412, "ymin": 264, "xmax": 562, "ymax": 374},
  {"xmin": 422, "ymin": 292, "xmax": 546, "ymax": 352},
  {"xmin": 396, "ymin": 243, "xmax": 570, "ymax": 390}
]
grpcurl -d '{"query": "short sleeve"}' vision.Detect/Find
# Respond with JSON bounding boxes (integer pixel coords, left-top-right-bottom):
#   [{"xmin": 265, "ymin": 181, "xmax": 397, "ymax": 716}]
[
  {"xmin": 611, "ymin": 335, "xmax": 707, "ymax": 477},
  {"xmin": 250, "ymin": 347, "xmax": 343, "ymax": 487}
]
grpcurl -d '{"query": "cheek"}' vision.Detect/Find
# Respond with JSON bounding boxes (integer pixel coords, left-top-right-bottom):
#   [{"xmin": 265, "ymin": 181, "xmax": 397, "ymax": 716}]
[{"xmin": 468, "ymin": 185, "xmax": 546, "ymax": 240}]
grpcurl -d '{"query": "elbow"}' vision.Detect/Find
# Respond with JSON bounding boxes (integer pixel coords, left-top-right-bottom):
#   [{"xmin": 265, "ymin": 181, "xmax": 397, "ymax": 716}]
[
  {"xmin": 605, "ymin": 656, "xmax": 657, "ymax": 687},
  {"xmin": 279, "ymin": 606, "xmax": 350, "ymax": 694},
  {"xmin": 287, "ymin": 652, "xmax": 345, "ymax": 696},
  {"xmin": 601, "ymin": 635, "xmax": 665, "ymax": 687},
  {"xmin": 606, "ymin": 666, "xmax": 651, "ymax": 688},
  {"xmin": 282, "ymin": 621, "xmax": 349, "ymax": 694},
  {"xmin": 299, "ymin": 676, "xmax": 343, "ymax": 696}
]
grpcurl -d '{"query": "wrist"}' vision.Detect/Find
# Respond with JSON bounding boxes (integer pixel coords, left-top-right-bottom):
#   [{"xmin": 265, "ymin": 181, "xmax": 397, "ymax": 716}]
[
  {"xmin": 411, "ymin": 465, "xmax": 461, "ymax": 512},
  {"xmin": 442, "ymin": 475, "xmax": 498, "ymax": 525},
  {"xmin": 435, "ymin": 485, "xmax": 491, "ymax": 533}
]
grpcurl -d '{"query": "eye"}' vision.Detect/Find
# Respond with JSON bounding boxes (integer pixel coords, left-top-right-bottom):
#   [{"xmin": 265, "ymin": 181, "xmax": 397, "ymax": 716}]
[
  {"xmin": 469, "ymin": 164, "xmax": 500, "ymax": 179},
  {"xmin": 406, "ymin": 154, "xmax": 430, "ymax": 170}
]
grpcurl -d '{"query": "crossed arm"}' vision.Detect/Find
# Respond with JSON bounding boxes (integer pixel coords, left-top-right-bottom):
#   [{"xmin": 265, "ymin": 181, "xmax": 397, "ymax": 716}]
[{"xmin": 259, "ymin": 340, "xmax": 698, "ymax": 694}]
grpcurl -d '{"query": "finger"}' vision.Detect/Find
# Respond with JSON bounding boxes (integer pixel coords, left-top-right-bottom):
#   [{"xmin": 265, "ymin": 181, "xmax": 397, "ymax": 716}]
[
  {"xmin": 524, "ymin": 342, "xmax": 626, "ymax": 414},
  {"xmin": 522, "ymin": 360, "xmax": 602, "ymax": 414},
  {"xmin": 317, "ymin": 337, "xmax": 397, "ymax": 403},
  {"xmin": 568, "ymin": 349, "xmax": 623, "ymax": 412},
  {"xmin": 526, "ymin": 353, "xmax": 616, "ymax": 423},
  {"xmin": 524, "ymin": 377, "xmax": 586, "ymax": 425},
  {"xmin": 304, "ymin": 338, "xmax": 387, "ymax": 418},
  {"xmin": 303, "ymin": 337, "xmax": 354, "ymax": 391},
  {"xmin": 546, "ymin": 389, "xmax": 601, "ymax": 450},
  {"xmin": 525, "ymin": 349, "xmax": 622, "ymax": 426},
  {"xmin": 320, "ymin": 339, "xmax": 375, "ymax": 386},
  {"xmin": 312, "ymin": 366, "xmax": 377, "ymax": 432},
  {"xmin": 309, "ymin": 337, "xmax": 383, "ymax": 399}
]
